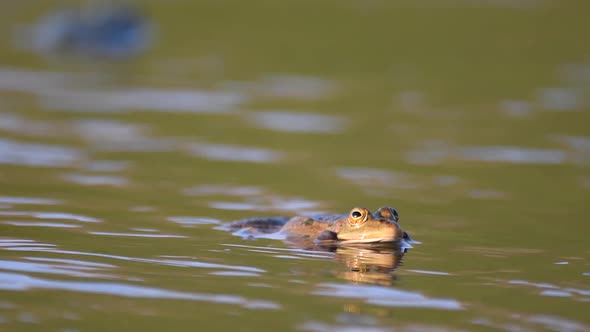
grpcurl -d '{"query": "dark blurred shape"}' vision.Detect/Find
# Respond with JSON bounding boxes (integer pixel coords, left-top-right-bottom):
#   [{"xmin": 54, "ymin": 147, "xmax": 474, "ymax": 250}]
[{"xmin": 15, "ymin": 3, "xmax": 153, "ymax": 60}]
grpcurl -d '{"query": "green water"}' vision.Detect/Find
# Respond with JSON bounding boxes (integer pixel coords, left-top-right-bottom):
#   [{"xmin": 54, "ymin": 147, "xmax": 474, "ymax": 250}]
[{"xmin": 0, "ymin": 1, "xmax": 589, "ymax": 331}]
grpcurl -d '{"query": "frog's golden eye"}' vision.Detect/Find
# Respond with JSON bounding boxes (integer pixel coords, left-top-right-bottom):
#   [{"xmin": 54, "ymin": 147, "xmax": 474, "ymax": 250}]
[{"xmin": 348, "ymin": 208, "xmax": 368, "ymax": 226}]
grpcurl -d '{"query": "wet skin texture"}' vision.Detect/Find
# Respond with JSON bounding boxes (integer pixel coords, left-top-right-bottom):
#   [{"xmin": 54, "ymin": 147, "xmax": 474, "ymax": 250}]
[{"xmin": 226, "ymin": 206, "xmax": 409, "ymax": 245}]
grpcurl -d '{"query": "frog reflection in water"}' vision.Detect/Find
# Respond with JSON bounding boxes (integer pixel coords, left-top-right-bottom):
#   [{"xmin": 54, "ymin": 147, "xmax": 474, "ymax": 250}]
[
  {"xmin": 226, "ymin": 206, "xmax": 411, "ymax": 246},
  {"xmin": 334, "ymin": 246, "xmax": 405, "ymax": 286}
]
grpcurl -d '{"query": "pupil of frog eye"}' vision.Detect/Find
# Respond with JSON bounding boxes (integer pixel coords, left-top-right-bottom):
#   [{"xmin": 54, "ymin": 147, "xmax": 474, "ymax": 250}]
[{"xmin": 352, "ymin": 211, "xmax": 362, "ymax": 218}]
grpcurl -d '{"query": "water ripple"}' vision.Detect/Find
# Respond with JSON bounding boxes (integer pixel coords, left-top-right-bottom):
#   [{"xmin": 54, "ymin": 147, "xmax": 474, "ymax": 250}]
[
  {"xmin": 42, "ymin": 88, "xmax": 245, "ymax": 113},
  {"xmin": 0, "ymin": 239, "xmax": 55, "ymax": 249},
  {"xmin": 507, "ymin": 279, "xmax": 590, "ymax": 301},
  {"xmin": 0, "ymin": 260, "xmax": 115, "ymax": 279},
  {"xmin": 209, "ymin": 198, "xmax": 319, "ymax": 212},
  {"xmin": 0, "ymin": 112, "xmax": 56, "ymax": 137},
  {"xmin": 459, "ymin": 146, "xmax": 566, "ymax": 164},
  {"xmin": 0, "ymin": 67, "xmax": 80, "ymax": 94},
  {"xmin": 537, "ymin": 87, "xmax": 583, "ymax": 111},
  {"xmin": 222, "ymin": 244, "xmax": 335, "ymax": 259},
  {"xmin": 246, "ymin": 111, "xmax": 347, "ymax": 133},
  {"xmin": 183, "ymin": 184, "xmax": 264, "ymax": 197},
  {"xmin": 61, "ymin": 173, "xmax": 128, "ymax": 186},
  {"xmin": 2, "ymin": 242, "xmax": 265, "ymax": 274},
  {"xmin": 73, "ymin": 120, "xmax": 176, "ymax": 152},
  {"xmin": 154, "ymin": 259, "xmax": 265, "ymax": 273},
  {"xmin": 224, "ymin": 74, "xmax": 337, "ymax": 100},
  {"xmin": 406, "ymin": 142, "xmax": 570, "ymax": 165},
  {"xmin": 188, "ymin": 142, "xmax": 282, "ymax": 163},
  {"xmin": 24, "ymin": 257, "xmax": 116, "ymax": 268},
  {"xmin": 83, "ymin": 160, "xmax": 131, "ymax": 172},
  {"xmin": 0, "ymin": 211, "xmax": 101, "ymax": 223},
  {"xmin": 0, "ymin": 272, "xmax": 279, "ymax": 310},
  {"xmin": 528, "ymin": 315, "xmax": 590, "ymax": 332},
  {"xmin": 208, "ymin": 271, "xmax": 261, "ymax": 277},
  {"xmin": 0, "ymin": 196, "xmax": 62, "ymax": 205},
  {"xmin": 0, "ymin": 139, "xmax": 83, "ymax": 167},
  {"xmin": 500, "ymin": 99, "xmax": 533, "ymax": 118},
  {"xmin": 407, "ymin": 269, "xmax": 452, "ymax": 276},
  {"xmin": 183, "ymin": 184, "xmax": 322, "ymax": 213},
  {"xmin": 3, "ymin": 221, "xmax": 81, "ymax": 228},
  {"xmin": 167, "ymin": 216, "xmax": 221, "ymax": 226},
  {"xmin": 88, "ymin": 232, "xmax": 186, "ymax": 238},
  {"xmin": 337, "ymin": 167, "xmax": 421, "ymax": 191},
  {"xmin": 312, "ymin": 283, "xmax": 462, "ymax": 310},
  {"xmin": 300, "ymin": 321, "xmax": 392, "ymax": 332}
]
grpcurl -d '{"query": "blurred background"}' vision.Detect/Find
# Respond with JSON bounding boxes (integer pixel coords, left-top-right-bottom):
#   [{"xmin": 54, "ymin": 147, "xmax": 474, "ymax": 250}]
[{"xmin": 0, "ymin": 1, "xmax": 589, "ymax": 331}]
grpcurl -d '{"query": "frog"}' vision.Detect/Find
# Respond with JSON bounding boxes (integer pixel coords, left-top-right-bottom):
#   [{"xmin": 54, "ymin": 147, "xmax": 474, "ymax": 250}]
[{"xmin": 225, "ymin": 206, "xmax": 409, "ymax": 245}]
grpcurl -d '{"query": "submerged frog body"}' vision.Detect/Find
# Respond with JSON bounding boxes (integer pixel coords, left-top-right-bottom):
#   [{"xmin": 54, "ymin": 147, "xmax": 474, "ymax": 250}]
[{"xmin": 226, "ymin": 206, "xmax": 409, "ymax": 245}]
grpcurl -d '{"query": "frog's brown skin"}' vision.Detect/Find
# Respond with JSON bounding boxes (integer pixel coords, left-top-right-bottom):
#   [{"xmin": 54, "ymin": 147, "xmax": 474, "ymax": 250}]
[{"xmin": 226, "ymin": 206, "xmax": 407, "ymax": 245}]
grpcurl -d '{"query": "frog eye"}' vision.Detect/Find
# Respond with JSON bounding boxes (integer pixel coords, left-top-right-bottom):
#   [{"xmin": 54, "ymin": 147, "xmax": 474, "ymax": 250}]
[
  {"xmin": 348, "ymin": 208, "xmax": 368, "ymax": 226},
  {"xmin": 375, "ymin": 207, "xmax": 399, "ymax": 222},
  {"xmin": 389, "ymin": 208, "xmax": 399, "ymax": 221}
]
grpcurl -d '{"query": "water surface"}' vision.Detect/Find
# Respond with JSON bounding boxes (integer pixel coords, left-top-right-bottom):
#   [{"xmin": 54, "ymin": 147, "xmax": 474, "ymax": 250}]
[{"xmin": 0, "ymin": 1, "xmax": 589, "ymax": 331}]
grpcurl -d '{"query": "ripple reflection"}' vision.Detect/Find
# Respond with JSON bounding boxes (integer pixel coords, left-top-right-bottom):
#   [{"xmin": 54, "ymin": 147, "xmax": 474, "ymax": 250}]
[
  {"xmin": 313, "ymin": 283, "xmax": 462, "ymax": 310},
  {"xmin": 0, "ymin": 196, "xmax": 62, "ymax": 205},
  {"xmin": 0, "ymin": 260, "xmax": 115, "ymax": 279},
  {"xmin": 88, "ymin": 232, "xmax": 186, "ymax": 238},
  {"xmin": 0, "ymin": 272, "xmax": 279, "ymax": 310},
  {"xmin": 188, "ymin": 142, "xmax": 282, "ymax": 163},
  {"xmin": 0, "ymin": 211, "xmax": 101, "ymax": 223},
  {"xmin": 0, "ymin": 139, "xmax": 83, "ymax": 167},
  {"xmin": 2, "ymin": 221, "xmax": 81, "ymax": 228},
  {"xmin": 2, "ymin": 239, "xmax": 265, "ymax": 274},
  {"xmin": 247, "ymin": 111, "xmax": 347, "ymax": 133},
  {"xmin": 507, "ymin": 279, "xmax": 590, "ymax": 301},
  {"xmin": 61, "ymin": 173, "xmax": 128, "ymax": 187}
]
